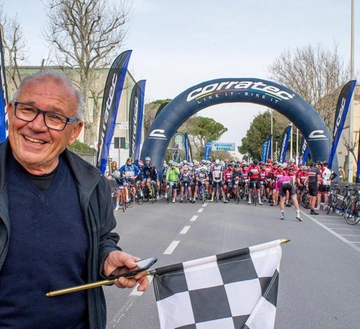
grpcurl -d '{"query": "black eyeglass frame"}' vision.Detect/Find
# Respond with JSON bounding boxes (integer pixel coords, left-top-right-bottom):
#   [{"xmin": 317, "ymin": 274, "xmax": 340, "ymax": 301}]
[{"xmin": 13, "ymin": 100, "xmax": 78, "ymax": 131}]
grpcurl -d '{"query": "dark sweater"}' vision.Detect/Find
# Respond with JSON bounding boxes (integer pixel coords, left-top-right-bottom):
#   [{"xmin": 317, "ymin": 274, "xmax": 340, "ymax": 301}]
[{"xmin": 0, "ymin": 155, "xmax": 89, "ymax": 328}]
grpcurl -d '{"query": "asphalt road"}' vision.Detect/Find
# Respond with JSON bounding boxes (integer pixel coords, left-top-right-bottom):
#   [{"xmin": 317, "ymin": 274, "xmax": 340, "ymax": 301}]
[{"xmin": 104, "ymin": 198, "xmax": 360, "ymax": 329}]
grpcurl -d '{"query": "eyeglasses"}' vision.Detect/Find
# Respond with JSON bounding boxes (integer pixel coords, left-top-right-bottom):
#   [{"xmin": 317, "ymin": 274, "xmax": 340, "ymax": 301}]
[{"xmin": 14, "ymin": 101, "xmax": 78, "ymax": 131}]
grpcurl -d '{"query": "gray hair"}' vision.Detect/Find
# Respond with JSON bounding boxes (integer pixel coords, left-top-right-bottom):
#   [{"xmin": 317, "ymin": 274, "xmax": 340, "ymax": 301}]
[{"xmin": 13, "ymin": 69, "xmax": 84, "ymax": 121}]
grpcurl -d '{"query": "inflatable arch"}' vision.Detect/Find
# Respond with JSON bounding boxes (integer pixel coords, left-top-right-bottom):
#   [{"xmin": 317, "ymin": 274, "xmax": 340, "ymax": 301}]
[{"xmin": 141, "ymin": 78, "xmax": 333, "ymax": 170}]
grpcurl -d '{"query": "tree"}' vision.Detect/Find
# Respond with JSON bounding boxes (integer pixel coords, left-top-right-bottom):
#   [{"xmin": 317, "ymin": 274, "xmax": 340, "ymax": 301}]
[
  {"xmin": 268, "ymin": 43, "xmax": 349, "ymax": 130},
  {"xmin": 239, "ymin": 111, "xmax": 271, "ymax": 159},
  {"xmin": 43, "ymin": 0, "xmax": 130, "ymax": 145},
  {"xmin": 144, "ymin": 99, "xmax": 172, "ymax": 135},
  {"xmin": 0, "ymin": 3, "xmax": 29, "ymax": 94},
  {"xmin": 184, "ymin": 117, "xmax": 227, "ymax": 156}
]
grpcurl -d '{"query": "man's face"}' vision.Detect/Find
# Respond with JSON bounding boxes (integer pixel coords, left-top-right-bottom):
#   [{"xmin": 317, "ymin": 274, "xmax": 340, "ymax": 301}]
[{"xmin": 7, "ymin": 77, "xmax": 83, "ymax": 175}]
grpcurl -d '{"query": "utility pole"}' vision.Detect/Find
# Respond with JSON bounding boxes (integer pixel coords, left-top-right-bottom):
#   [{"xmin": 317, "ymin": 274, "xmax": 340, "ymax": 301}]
[{"xmin": 348, "ymin": 0, "xmax": 355, "ymax": 182}]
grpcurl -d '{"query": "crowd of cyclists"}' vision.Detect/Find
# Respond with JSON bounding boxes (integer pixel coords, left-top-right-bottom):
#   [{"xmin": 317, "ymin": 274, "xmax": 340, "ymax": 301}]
[{"xmin": 108, "ymin": 156, "xmax": 334, "ymax": 219}]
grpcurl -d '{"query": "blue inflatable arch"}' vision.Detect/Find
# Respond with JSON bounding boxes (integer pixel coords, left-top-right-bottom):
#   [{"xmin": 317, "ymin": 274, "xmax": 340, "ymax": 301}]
[{"xmin": 141, "ymin": 78, "xmax": 332, "ymax": 170}]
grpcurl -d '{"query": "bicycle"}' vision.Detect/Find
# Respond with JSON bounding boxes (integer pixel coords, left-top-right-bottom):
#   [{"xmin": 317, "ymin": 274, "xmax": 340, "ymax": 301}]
[
  {"xmin": 198, "ymin": 180, "xmax": 206, "ymax": 204},
  {"xmin": 327, "ymin": 184, "xmax": 341, "ymax": 214},
  {"xmin": 344, "ymin": 189, "xmax": 360, "ymax": 225},
  {"xmin": 213, "ymin": 179, "xmax": 221, "ymax": 203},
  {"xmin": 183, "ymin": 181, "xmax": 190, "ymax": 203},
  {"xmin": 300, "ymin": 188, "xmax": 310, "ymax": 209},
  {"xmin": 146, "ymin": 180, "xmax": 157, "ymax": 204},
  {"xmin": 234, "ymin": 179, "xmax": 241, "ymax": 204},
  {"xmin": 118, "ymin": 186, "xmax": 127, "ymax": 212},
  {"xmin": 250, "ymin": 181, "xmax": 257, "ymax": 206},
  {"xmin": 338, "ymin": 185, "xmax": 353, "ymax": 215},
  {"xmin": 167, "ymin": 182, "xmax": 176, "ymax": 204}
]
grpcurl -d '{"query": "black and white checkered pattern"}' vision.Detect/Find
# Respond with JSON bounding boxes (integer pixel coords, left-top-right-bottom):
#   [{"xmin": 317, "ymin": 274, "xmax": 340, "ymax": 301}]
[{"xmin": 153, "ymin": 240, "xmax": 282, "ymax": 329}]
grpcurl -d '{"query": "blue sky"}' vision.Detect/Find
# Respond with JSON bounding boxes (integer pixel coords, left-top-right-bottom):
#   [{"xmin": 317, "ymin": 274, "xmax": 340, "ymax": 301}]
[{"xmin": 3, "ymin": 0, "xmax": 359, "ymax": 147}]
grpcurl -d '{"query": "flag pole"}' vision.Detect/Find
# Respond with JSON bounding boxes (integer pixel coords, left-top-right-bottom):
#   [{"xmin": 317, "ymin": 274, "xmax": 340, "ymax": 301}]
[{"xmin": 46, "ymin": 270, "xmax": 156, "ymax": 297}]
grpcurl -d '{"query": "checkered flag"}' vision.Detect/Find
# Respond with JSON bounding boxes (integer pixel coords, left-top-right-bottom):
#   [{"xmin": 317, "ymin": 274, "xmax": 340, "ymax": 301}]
[{"xmin": 153, "ymin": 239, "xmax": 285, "ymax": 329}]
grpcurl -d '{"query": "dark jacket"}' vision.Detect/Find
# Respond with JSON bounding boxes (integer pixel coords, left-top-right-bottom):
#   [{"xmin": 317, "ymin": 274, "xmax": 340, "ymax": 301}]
[{"xmin": 0, "ymin": 140, "xmax": 121, "ymax": 329}]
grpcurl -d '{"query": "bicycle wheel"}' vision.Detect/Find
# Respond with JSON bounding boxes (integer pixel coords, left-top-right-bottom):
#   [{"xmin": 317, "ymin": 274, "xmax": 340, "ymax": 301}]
[
  {"xmin": 344, "ymin": 202, "xmax": 360, "ymax": 225},
  {"xmin": 252, "ymin": 188, "xmax": 257, "ymax": 206},
  {"xmin": 301, "ymin": 191, "xmax": 310, "ymax": 209},
  {"xmin": 327, "ymin": 194, "xmax": 332, "ymax": 214},
  {"xmin": 167, "ymin": 185, "xmax": 173, "ymax": 204},
  {"xmin": 236, "ymin": 186, "xmax": 240, "ymax": 204}
]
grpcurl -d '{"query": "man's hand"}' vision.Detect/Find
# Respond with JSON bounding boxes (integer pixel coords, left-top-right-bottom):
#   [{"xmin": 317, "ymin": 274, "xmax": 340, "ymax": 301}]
[{"xmin": 103, "ymin": 251, "xmax": 149, "ymax": 292}]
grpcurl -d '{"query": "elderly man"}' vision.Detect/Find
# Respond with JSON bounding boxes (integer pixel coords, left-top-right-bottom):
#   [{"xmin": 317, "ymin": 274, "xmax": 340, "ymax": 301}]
[{"xmin": 0, "ymin": 70, "xmax": 148, "ymax": 329}]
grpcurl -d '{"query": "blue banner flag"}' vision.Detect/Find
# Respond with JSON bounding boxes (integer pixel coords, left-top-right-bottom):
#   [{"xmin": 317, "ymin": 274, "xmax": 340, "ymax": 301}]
[
  {"xmin": 129, "ymin": 79, "xmax": 146, "ymax": 161},
  {"xmin": 96, "ymin": 50, "xmax": 132, "ymax": 174},
  {"xmin": 278, "ymin": 125, "xmax": 292, "ymax": 163},
  {"xmin": 204, "ymin": 141, "xmax": 212, "ymax": 160},
  {"xmin": 0, "ymin": 30, "xmax": 8, "ymax": 142},
  {"xmin": 261, "ymin": 140, "xmax": 268, "ymax": 163},
  {"xmin": 300, "ymin": 136, "xmax": 309, "ymax": 165},
  {"xmin": 328, "ymin": 80, "xmax": 357, "ymax": 169},
  {"xmin": 183, "ymin": 133, "xmax": 193, "ymax": 162}
]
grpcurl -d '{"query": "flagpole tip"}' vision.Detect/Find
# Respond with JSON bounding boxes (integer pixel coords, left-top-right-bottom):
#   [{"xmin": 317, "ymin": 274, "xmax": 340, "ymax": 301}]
[{"xmin": 280, "ymin": 238, "xmax": 291, "ymax": 245}]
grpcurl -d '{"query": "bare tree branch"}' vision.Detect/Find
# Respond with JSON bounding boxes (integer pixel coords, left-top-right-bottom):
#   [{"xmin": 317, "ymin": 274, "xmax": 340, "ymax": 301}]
[{"xmin": 43, "ymin": 0, "xmax": 130, "ymax": 144}]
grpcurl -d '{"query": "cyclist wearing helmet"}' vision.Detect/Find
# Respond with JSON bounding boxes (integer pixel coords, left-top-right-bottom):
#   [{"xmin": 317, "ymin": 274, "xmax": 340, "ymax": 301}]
[
  {"xmin": 317, "ymin": 160, "xmax": 331, "ymax": 211},
  {"xmin": 165, "ymin": 161, "xmax": 180, "ymax": 203},
  {"xmin": 143, "ymin": 156, "xmax": 160, "ymax": 198},
  {"xmin": 307, "ymin": 162, "xmax": 322, "ymax": 215},
  {"xmin": 193, "ymin": 166, "xmax": 209, "ymax": 202},
  {"xmin": 179, "ymin": 166, "xmax": 194, "ymax": 203},
  {"xmin": 247, "ymin": 159, "xmax": 263, "ymax": 205},
  {"xmin": 286, "ymin": 158, "xmax": 298, "ymax": 174},
  {"xmin": 224, "ymin": 164, "xmax": 233, "ymax": 201},
  {"xmin": 210, "ymin": 159, "xmax": 228, "ymax": 203},
  {"xmin": 231, "ymin": 164, "xmax": 243, "ymax": 198},
  {"xmin": 296, "ymin": 165, "xmax": 308, "ymax": 201}
]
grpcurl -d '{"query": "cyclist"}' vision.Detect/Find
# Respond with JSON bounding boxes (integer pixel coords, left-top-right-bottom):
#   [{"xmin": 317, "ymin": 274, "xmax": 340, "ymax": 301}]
[
  {"xmin": 119, "ymin": 157, "xmax": 141, "ymax": 188},
  {"xmin": 110, "ymin": 170, "xmax": 130, "ymax": 211},
  {"xmin": 285, "ymin": 167, "xmax": 297, "ymax": 206},
  {"xmin": 210, "ymin": 159, "xmax": 228, "ymax": 203},
  {"xmin": 264, "ymin": 161, "xmax": 273, "ymax": 202},
  {"xmin": 296, "ymin": 165, "xmax": 308, "ymax": 201},
  {"xmin": 318, "ymin": 160, "xmax": 332, "ymax": 211},
  {"xmin": 247, "ymin": 159, "xmax": 263, "ymax": 205},
  {"xmin": 224, "ymin": 163, "xmax": 234, "ymax": 201},
  {"xmin": 307, "ymin": 162, "xmax": 322, "ymax": 215},
  {"xmin": 193, "ymin": 166, "xmax": 209, "ymax": 202},
  {"xmin": 259, "ymin": 163, "xmax": 267, "ymax": 202},
  {"xmin": 179, "ymin": 166, "xmax": 194, "ymax": 203},
  {"xmin": 275, "ymin": 174, "xmax": 303, "ymax": 221},
  {"xmin": 271, "ymin": 162, "xmax": 284, "ymax": 206},
  {"xmin": 232, "ymin": 164, "xmax": 243, "ymax": 199},
  {"xmin": 143, "ymin": 156, "xmax": 160, "ymax": 198},
  {"xmin": 165, "ymin": 161, "xmax": 180, "ymax": 203}
]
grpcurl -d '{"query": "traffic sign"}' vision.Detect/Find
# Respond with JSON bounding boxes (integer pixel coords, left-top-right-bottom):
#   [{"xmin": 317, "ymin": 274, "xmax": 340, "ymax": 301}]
[{"xmin": 211, "ymin": 142, "xmax": 235, "ymax": 152}]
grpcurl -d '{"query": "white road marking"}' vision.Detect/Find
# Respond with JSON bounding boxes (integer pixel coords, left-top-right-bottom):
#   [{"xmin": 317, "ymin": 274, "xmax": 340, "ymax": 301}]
[
  {"xmin": 164, "ymin": 240, "xmax": 180, "ymax": 254},
  {"xmin": 202, "ymin": 203, "xmax": 208, "ymax": 207},
  {"xmin": 179, "ymin": 226, "xmax": 191, "ymax": 235},
  {"xmin": 302, "ymin": 210, "xmax": 360, "ymax": 253},
  {"xmin": 197, "ymin": 208, "xmax": 204, "ymax": 213},
  {"xmin": 190, "ymin": 215, "xmax": 198, "ymax": 222}
]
